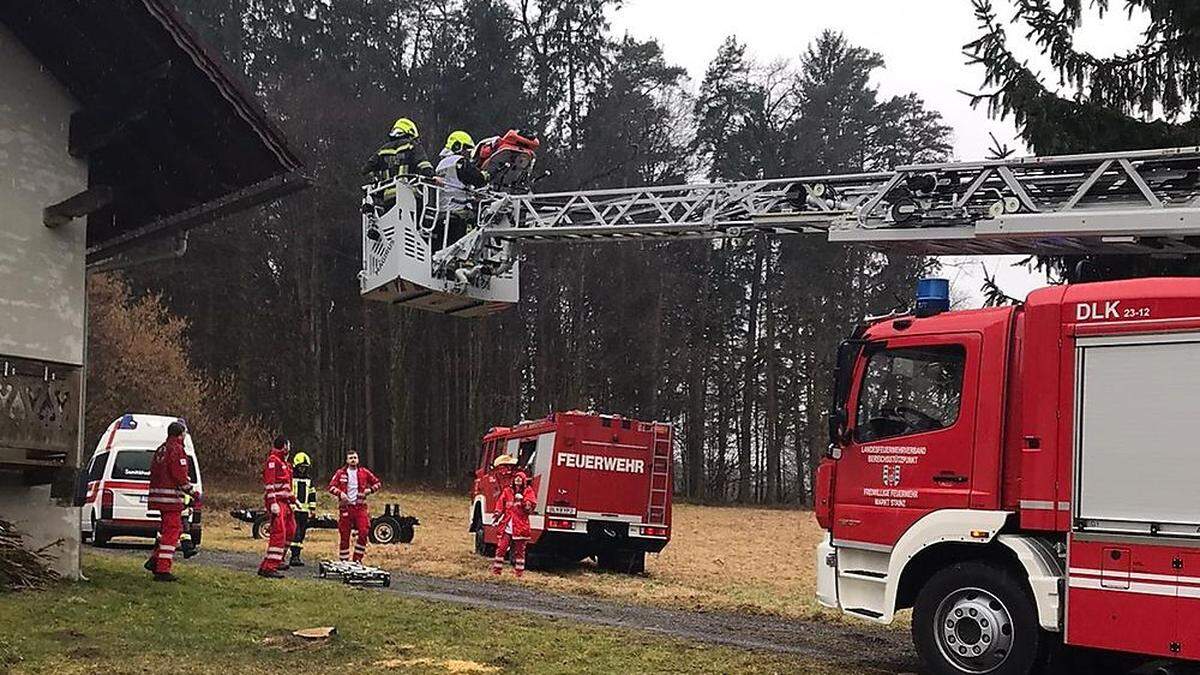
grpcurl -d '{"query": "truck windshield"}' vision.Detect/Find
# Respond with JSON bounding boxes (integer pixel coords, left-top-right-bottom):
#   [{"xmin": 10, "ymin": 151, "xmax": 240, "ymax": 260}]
[
  {"xmin": 855, "ymin": 345, "xmax": 966, "ymax": 443},
  {"xmin": 112, "ymin": 449, "xmax": 198, "ymax": 483}
]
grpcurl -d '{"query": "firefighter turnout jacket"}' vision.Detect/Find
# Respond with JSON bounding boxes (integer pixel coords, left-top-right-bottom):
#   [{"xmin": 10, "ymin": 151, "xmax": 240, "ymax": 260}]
[
  {"xmin": 262, "ymin": 449, "xmax": 294, "ymax": 509},
  {"xmin": 149, "ymin": 436, "xmax": 192, "ymax": 512},
  {"xmin": 292, "ymin": 475, "xmax": 317, "ymax": 514},
  {"xmin": 328, "ymin": 466, "xmax": 382, "ymax": 505},
  {"xmin": 363, "ymin": 139, "xmax": 434, "ymax": 183}
]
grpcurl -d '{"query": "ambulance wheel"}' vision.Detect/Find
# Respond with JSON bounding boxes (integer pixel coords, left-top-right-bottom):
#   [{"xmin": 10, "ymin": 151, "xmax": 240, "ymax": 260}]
[
  {"xmin": 913, "ymin": 561, "xmax": 1048, "ymax": 675},
  {"xmin": 253, "ymin": 516, "xmax": 271, "ymax": 540},
  {"xmin": 370, "ymin": 517, "xmax": 399, "ymax": 545},
  {"xmin": 92, "ymin": 519, "xmax": 111, "ymax": 547}
]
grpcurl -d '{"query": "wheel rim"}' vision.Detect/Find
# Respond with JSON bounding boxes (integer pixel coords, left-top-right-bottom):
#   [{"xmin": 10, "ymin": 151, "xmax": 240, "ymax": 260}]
[
  {"xmin": 374, "ymin": 524, "xmax": 394, "ymax": 544},
  {"xmin": 933, "ymin": 586, "xmax": 1015, "ymax": 674}
]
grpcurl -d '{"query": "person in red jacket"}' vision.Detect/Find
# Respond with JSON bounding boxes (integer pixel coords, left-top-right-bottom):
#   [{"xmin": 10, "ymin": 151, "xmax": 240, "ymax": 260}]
[
  {"xmin": 145, "ymin": 421, "xmax": 196, "ymax": 582},
  {"xmin": 328, "ymin": 450, "xmax": 382, "ymax": 563},
  {"xmin": 491, "ymin": 471, "xmax": 536, "ymax": 577},
  {"xmin": 258, "ymin": 435, "xmax": 296, "ymax": 579}
]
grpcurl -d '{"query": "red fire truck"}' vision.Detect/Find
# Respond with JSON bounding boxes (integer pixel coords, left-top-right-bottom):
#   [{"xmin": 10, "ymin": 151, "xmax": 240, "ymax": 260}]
[
  {"xmin": 362, "ymin": 145, "xmax": 1200, "ymax": 671},
  {"xmin": 815, "ymin": 278, "xmax": 1200, "ymax": 674},
  {"xmin": 468, "ymin": 411, "xmax": 672, "ymax": 573}
]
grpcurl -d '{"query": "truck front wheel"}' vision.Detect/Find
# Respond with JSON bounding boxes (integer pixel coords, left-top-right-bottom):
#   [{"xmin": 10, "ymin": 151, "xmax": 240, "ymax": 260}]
[{"xmin": 913, "ymin": 561, "xmax": 1048, "ymax": 675}]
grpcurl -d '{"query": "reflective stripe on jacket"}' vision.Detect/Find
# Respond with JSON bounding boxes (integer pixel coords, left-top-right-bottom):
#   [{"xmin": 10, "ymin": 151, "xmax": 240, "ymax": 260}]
[
  {"xmin": 292, "ymin": 477, "xmax": 318, "ymax": 513},
  {"xmin": 149, "ymin": 436, "xmax": 191, "ymax": 512},
  {"xmin": 328, "ymin": 466, "xmax": 381, "ymax": 506},
  {"xmin": 262, "ymin": 450, "xmax": 294, "ymax": 507},
  {"xmin": 494, "ymin": 485, "xmax": 536, "ymax": 540}
]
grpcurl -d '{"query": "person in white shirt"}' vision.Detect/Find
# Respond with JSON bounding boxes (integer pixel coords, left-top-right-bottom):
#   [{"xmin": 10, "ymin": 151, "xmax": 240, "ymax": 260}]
[{"xmin": 328, "ymin": 450, "xmax": 382, "ymax": 563}]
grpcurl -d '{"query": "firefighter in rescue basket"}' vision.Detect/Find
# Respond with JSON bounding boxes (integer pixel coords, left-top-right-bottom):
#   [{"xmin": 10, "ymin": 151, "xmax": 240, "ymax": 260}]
[
  {"xmin": 491, "ymin": 470, "xmax": 536, "ymax": 577},
  {"xmin": 328, "ymin": 450, "xmax": 382, "ymax": 563}
]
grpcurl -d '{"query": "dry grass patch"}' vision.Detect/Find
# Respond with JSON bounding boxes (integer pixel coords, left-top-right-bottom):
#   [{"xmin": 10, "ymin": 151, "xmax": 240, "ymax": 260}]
[{"xmin": 198, "ymin": 485, "xmax": 839, "ymax": 621}]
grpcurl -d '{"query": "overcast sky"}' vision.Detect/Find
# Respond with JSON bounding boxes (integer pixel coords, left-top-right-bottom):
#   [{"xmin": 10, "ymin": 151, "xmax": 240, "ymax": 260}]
[{"xmin": 610, "ymin": 0, "xmax": 1151, "ymax": 305}]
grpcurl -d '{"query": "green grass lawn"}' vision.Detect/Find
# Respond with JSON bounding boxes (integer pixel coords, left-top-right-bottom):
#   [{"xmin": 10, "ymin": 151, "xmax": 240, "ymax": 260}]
[{"xmin": 0, "ymin": 555, "xmax": 839, "ymax": 674}]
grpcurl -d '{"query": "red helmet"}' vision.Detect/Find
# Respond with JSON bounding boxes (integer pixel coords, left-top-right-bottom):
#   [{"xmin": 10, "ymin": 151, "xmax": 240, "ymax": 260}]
[{"xmin": 513, "ymin": 471, "xmax": 529, "ymax": 485}]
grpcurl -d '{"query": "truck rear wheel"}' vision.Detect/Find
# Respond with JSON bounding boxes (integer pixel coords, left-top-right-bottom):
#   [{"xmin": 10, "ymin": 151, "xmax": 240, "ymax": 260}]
[
  {"xmin": 913, "ymin": 561, "xmax": 1048, "ymax": 675},
  {"xmin": 597, "ymin": 550, "xmax": 645, "ymax": 574}
]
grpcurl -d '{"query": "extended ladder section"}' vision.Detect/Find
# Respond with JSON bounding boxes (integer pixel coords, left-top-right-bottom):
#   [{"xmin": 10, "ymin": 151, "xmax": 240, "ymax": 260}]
[
  {"xmin": 360, "ymin": 146, "xmax": 1200, "ymax": 315},
  {"xmin": 482, "ymin": 146, "xmax": 1200, "ymax": 256},
  {"xmin": 646, "ymin": 424, "xmax": 672, "ymax": 525}
]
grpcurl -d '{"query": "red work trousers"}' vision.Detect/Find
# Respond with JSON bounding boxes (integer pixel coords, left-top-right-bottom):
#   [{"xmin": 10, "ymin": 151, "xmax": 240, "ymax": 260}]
[
  {"xmin": 149, "ymin": 509, "xmax": 183, "ymax": 574},
  {"xmin": 260, "ymin": 504, "xmax": 296, "ymax": 572},
  {"xmin": 492, "ymin": 533, "xmax": 528, "ymax": 577},
  {"xmin": 338, "ymin": 504, "xmax": 370, "ymax": 562}
]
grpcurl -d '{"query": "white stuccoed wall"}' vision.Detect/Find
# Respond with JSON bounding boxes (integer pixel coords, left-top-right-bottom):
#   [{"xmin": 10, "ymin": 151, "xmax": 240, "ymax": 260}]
[{"xmin": 0, "ymin": 23, "xmax": 89, "ymax": 579}]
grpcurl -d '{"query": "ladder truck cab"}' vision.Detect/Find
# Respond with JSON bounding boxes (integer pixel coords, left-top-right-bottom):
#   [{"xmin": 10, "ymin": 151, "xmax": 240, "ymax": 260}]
[
  {"xmin": 468, "ymin": 411, "xmax": 672, "ymax": 573},
  {"xmin": 815, "ymin": 277, "xmax": 1200, "ymax": 674}
]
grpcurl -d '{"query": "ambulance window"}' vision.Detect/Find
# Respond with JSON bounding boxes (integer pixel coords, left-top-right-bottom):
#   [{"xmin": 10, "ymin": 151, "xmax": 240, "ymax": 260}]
[
  {"xmin": 88, "ymin": 452, "xmax": 109, "ymax": 481},
  {"xmin": 112, "ymin": 450, "xmax": 153, "ymax": 480},
  {"xmin": 855, "ymin": 345, "xmax": 966, "ymax": 443},
  {"xmin": 517, "ymin": 439, "xmax": 537, "ymax": 471}
]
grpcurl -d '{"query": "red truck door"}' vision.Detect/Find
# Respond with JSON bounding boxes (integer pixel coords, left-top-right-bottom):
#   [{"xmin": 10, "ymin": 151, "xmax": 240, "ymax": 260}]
[{"xmin": 832, "ymin": 334, "xmax": 980, "ymax": 548}]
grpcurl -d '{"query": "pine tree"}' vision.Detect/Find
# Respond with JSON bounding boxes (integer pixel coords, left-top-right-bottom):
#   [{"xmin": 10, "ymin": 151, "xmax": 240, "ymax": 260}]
[{"xmin": 966, "ymin": 0, "xmax": 1200, "ymax": 281}]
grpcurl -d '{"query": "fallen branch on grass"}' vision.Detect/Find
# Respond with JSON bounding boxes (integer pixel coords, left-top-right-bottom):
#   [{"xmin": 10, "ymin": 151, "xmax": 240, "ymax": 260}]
[{"xmin": 0, "ymin": 519, "xmax": 60, "ymax": 591}]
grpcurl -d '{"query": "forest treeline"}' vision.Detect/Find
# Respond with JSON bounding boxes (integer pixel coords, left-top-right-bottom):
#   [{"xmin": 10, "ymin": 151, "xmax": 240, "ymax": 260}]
[{"xmin": 103, "ymin": 0, "xmax": 954, "ymax": 501}]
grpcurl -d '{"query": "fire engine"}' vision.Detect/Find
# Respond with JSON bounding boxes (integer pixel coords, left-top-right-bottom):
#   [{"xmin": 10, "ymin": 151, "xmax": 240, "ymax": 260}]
[
  {"xmin": 468, "ymin": 411, "xmax": 672, "ymax": 573},
  {"xmin": 362, "ymin": 146, "xmax": 1200, "ymax": 672}
]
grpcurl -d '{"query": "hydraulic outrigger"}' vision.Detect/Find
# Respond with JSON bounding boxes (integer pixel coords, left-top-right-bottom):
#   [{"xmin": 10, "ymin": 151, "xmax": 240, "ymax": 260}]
[{"xmin": 360, "ymin": 146, "xmax": 1200, "ymax": 317}]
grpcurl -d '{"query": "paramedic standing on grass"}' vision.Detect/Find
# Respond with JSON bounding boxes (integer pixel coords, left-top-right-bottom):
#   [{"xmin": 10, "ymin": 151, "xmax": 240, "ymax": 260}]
[
  {"xmin": 258, "ymin": 435, "xmax": 296, "ymax": 579},
  {"xmin": 146, "ymin": 421, "xmax": 196, "ymax": 582},
  {"xmin": 492, "ymin": 471, "xmax": 535, "ymax": 577},
  {"xmin": 329, "ymin": 450, "xmax": 382, "ymax": 563}
]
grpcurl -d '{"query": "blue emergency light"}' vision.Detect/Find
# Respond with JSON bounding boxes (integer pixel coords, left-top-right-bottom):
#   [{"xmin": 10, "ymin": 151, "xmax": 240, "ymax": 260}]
[{"xmin": 915, "ymin": 278, "xmax": 950, "ymax": 317}]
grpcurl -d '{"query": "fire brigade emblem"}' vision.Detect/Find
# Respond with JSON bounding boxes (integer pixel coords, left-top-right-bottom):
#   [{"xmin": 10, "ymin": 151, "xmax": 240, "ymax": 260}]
[{"xmin": 882, "ymin": 465, "xmax": 901, "ymax": 487}]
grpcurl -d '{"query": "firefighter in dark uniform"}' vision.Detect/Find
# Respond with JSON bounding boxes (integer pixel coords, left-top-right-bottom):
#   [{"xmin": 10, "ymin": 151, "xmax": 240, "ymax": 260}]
[
  {"xmin": 288, "ymin": 451, "xmax": 318, "ymax": 568},
  {"xmin": 361, "ymin": 117, "xmax": 435, "ymax": 241}
]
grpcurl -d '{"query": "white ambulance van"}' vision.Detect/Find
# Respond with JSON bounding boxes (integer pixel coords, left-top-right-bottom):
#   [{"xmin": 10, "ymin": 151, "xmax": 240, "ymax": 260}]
[{"xmin": 79, "ymin": 414, "xmax": 203, "ymax": 546}]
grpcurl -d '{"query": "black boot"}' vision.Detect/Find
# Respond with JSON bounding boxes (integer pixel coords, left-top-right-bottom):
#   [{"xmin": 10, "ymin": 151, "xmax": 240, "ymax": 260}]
[
  {"xmin": 258, "ymin": 568, "xmax": 285, "ymax": 579},
  {"xmin": 153, "ymin": 572, "xmax": 178, "ymax": 582},
  {"xmin": 289, "ymin": 547, "xmax": 305, "ymax": 567},
  {"xmin": 144, "ymin": 557, "xmax": 155, "ymax": 572}
]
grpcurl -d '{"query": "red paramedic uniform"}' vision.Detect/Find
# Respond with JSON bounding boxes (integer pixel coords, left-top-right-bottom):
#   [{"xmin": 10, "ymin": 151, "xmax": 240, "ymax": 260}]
[
  {"xmin": 259, "ymin": 446, "xmax": 296, "ymax": 573},
  {"xmin": 328, "ymin": 466, "xmax": 381, "ymax": 562},
  {"xmin": 147, "ymin": 435, "xmax": 192, "ymax": 574},
  {"xmin": 492, "ymin": 478, "xmax": 536, "ymax": 577}
]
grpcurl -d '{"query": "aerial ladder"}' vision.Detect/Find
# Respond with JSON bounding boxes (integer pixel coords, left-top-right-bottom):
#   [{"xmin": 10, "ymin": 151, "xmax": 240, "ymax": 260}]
[{"xmin": 359, "ymin": 146, "xmax": 1200, "ymax": 317}]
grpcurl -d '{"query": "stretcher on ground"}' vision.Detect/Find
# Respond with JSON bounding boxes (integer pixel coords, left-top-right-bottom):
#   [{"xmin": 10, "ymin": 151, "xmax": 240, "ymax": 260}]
[{"xmin": 316, "ymin": 560, "xmax": 391, "ymax": 587}]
